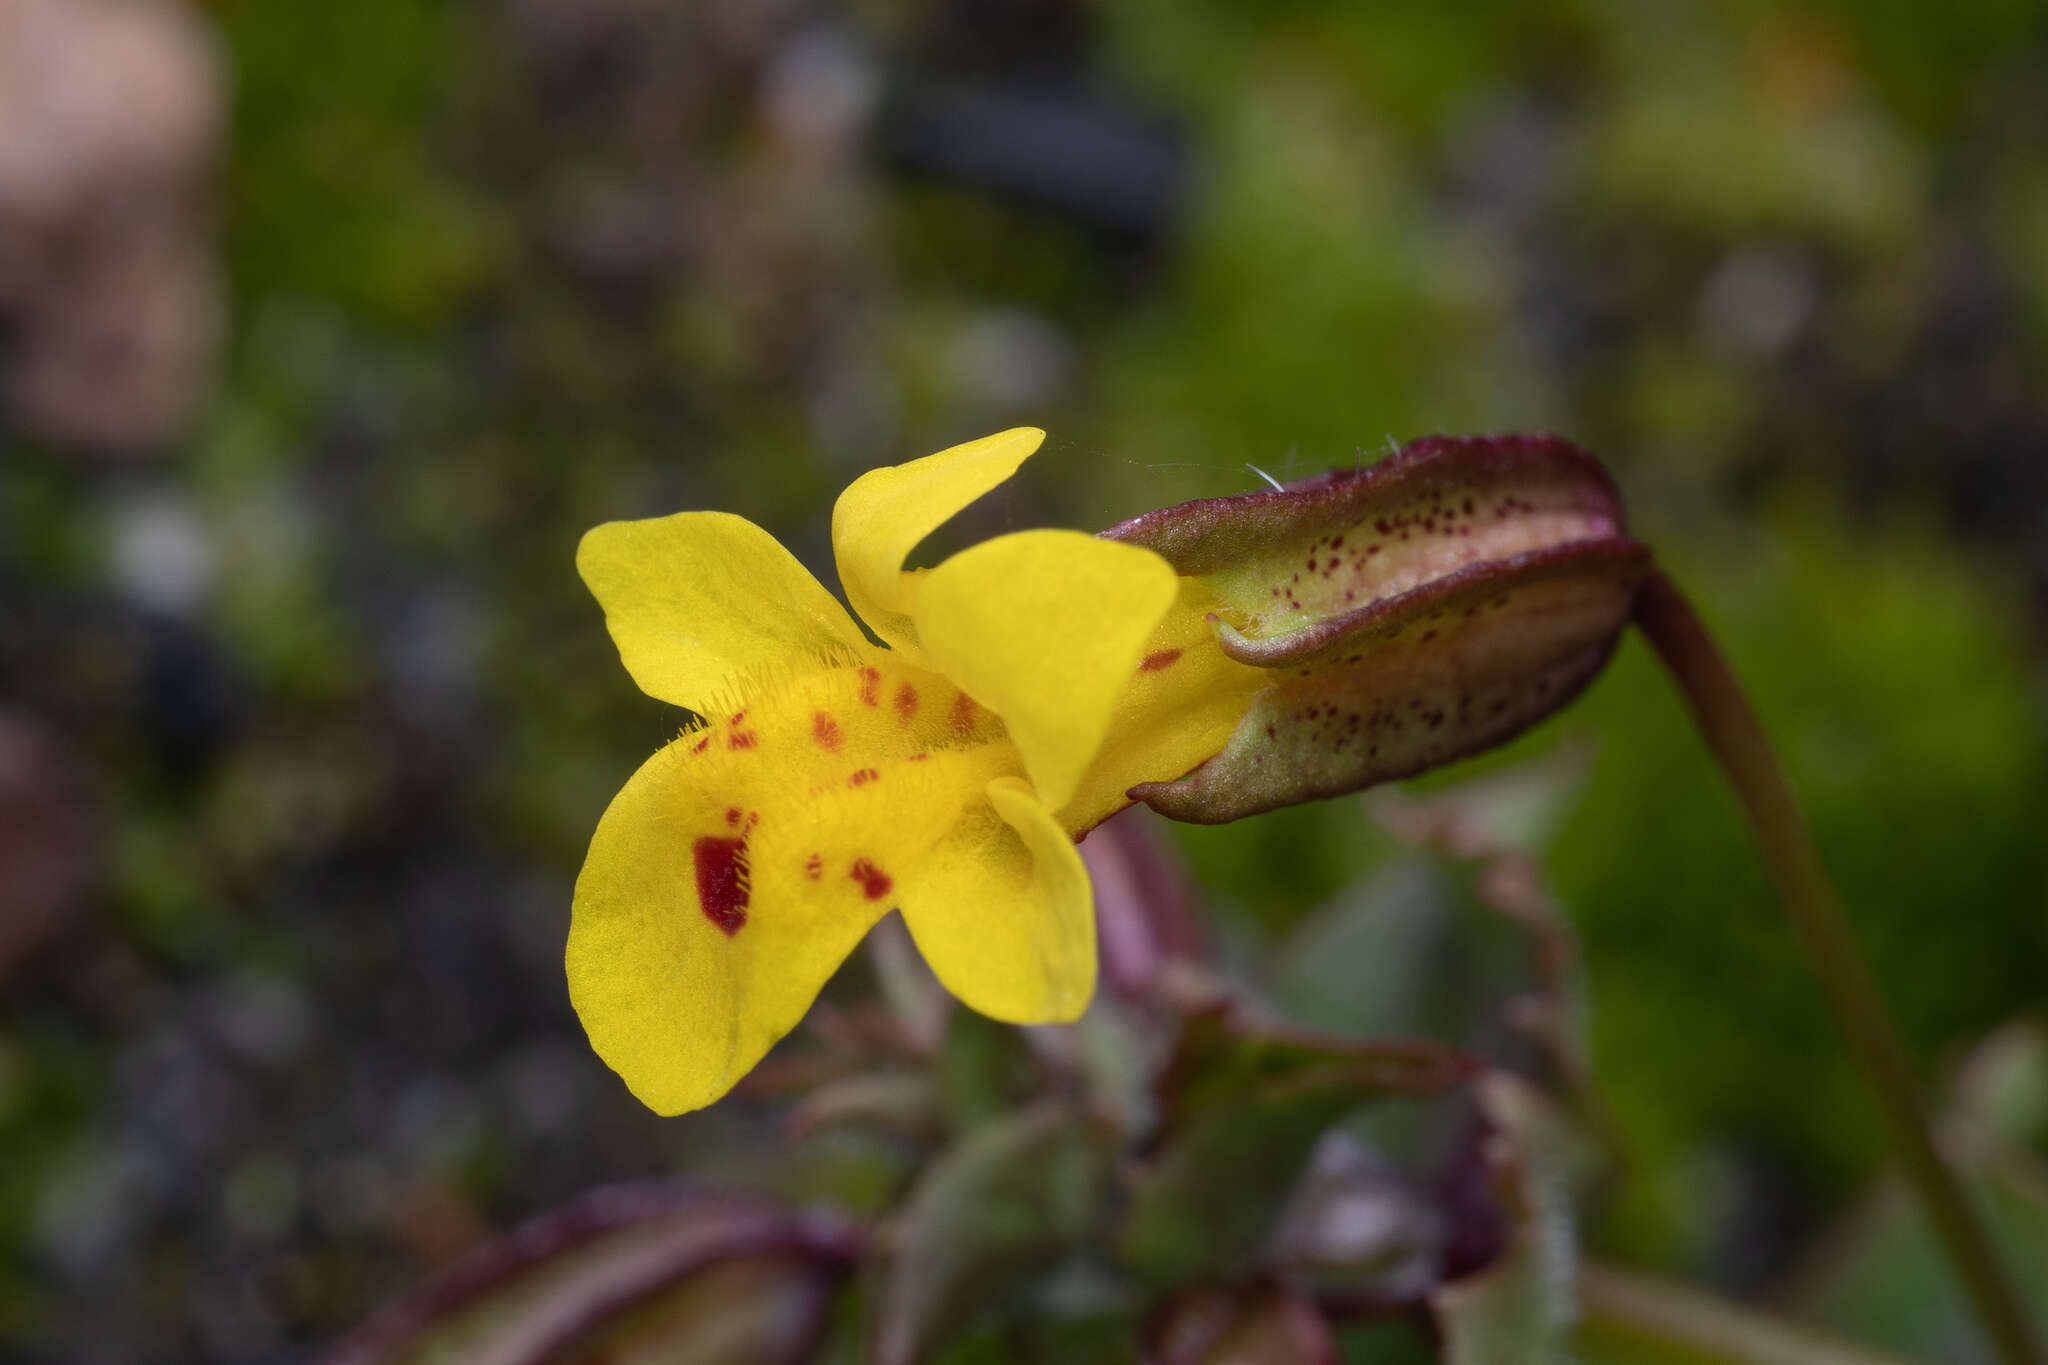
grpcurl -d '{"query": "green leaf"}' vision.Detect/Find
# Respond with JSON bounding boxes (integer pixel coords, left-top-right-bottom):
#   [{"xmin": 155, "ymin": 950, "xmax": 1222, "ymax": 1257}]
[
  {"xmin": 1788, "ymin": 1020, "xmax": 2048, "ymax": 1360},
  {"xmin": 870, "ymin": 1102, "xmax": 1116, "ymax": 1365},
  {"xmin": 937, "ymin": 1006, "xmax": 1046, "ymax": 1133},
  {"xmin": 784, "ymin": 1071, "xmax": 941, "ymax": 1145},
  {"xmin": 1121, "ymin": 1006, "xmax": 1474, "ymax": 1288},
  {"xmin": 1576, "ymin": 1262, "xmax": 1922, "ymax": 1365}
]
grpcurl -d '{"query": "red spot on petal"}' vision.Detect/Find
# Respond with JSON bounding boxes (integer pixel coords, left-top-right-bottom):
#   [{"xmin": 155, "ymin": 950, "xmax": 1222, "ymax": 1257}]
[
  {"xmin": 804, "ymin": 853, "xmax": 823, "ymax": 880},
  {"xmin": 950, "ymin": 693, "xmax": 977, "ymax": 736},
  {"xmin": 728, "ymin": 730, "xmax": 758, "ymax": 750},
  {"xmin": 858, "ymin": 667, "xmax": 881, "ymax": 706},
  {"xmin": 850, "ymin": 858, "xmax": 893, "ymax": 901},
  {"xmin": 1140, "ymin": 648, "xmax": 1183, "ymax": 672},
  {"xmin": 907, "ymin": 752, "xmax": 929, "ymax": 761},
  {"xmin": 724, "ymin": 806, "xmax": 743, "ymax": 826},
  {"xmin": 848, "ymin": 767, "xmax": 879, "ymax": 787},
  {"xmin": 691, "ymin": 736, "xmax": 711, "ymax": 755},
  {"xmin": 693, "ymin": 836, "xmax": 749, "ymax": 935},
  {"xmin": 893, "ymin": 682, "xmax": 919, "ymax": 723},
  {"xmin": 812, "ymin": 710, "xmax": 844, "ymax": 751}
]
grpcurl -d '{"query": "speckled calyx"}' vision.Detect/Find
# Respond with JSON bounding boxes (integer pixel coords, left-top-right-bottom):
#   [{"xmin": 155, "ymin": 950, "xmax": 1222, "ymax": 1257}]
[{"xmin": 1104, "ymin": 433, "xmax": 1649, "ymax": 823}]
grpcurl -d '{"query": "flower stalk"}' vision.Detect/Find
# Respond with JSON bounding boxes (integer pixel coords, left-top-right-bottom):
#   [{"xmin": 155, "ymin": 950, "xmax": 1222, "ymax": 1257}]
[{"xmin": 1633, "ymin": 571, "xmax": 2042, "ymax": 1365}]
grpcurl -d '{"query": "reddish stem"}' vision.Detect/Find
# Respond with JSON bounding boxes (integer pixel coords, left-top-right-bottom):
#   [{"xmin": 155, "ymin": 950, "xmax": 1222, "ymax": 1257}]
[{"xmin": 1634, "ymin": 571, "xmax": 2041, "ymax": 1365}]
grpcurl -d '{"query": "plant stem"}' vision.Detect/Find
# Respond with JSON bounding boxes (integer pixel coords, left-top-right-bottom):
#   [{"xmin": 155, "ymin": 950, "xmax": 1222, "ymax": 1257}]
[
  {"xmin": 1578, "ymin": 1261, "xmax": 1919, "ymax": 1365},
  {"xmin": 1632, "ymin": 571, "xmax": 2041, "ymax": 1365}
]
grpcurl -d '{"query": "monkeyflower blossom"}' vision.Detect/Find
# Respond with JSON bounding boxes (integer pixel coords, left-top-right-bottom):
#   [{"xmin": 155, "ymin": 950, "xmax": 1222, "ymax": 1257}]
[
  {"xmin": 571, "ymin": 429, "xmax": 1646, "ymax": 1115},
  {"xmin": 569, "ymin": 429, "xmax": 1261, "ymax": 1114}
]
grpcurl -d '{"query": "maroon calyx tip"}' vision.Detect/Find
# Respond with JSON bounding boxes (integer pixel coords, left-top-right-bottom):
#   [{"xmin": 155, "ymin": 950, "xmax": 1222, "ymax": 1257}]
[{"xmin": 1099, "ymin": 432, "xmax": 1624, "ymax": 574}]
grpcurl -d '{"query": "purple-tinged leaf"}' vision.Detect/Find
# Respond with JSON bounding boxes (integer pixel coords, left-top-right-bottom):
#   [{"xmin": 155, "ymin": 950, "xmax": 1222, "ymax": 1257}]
[
  {"xmin": 1267, "ymin": 1131, "xmax": 1450, "ymax": 1313},
  {"xmin": 1430, "ymin": 1074, "xmax": 1579, "ymax": 1365},
  {"xmin": 551, "ymin": 1253, "xmax": 839, "ymax": 1364},
  {"xmin": 323, "ymin": 1184, "xmax": 859, "ymax": 1365},
  {"xmin": 1146, "ymin": 1282, "xmax": 1340, "ymax": 1365}
]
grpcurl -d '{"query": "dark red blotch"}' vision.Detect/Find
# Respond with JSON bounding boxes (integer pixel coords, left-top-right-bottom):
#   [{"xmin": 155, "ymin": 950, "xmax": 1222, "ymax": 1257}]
[{"xmin": 693, "ymin": 836, "xmax": 750, "ymax": 935}]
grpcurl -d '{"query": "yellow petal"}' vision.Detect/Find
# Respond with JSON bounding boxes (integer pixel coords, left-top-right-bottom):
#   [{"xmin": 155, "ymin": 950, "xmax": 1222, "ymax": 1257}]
[
  {"xmin": 830, "ymin": 427, "xmax": 1045, "ymax": 652},
  {"xmin": 899, "ymin": 776, "xmax": 1096, "ymax": 1023},
  {"xmin": 915, "ymin": 529, "xmax": 1178, "ymax": 810},
  {"xmin": 1056, "ymin": 578, "xmax": 1270, "ymax": 834},
  {"xmin": 578, "ymin": 511, "xmax": 868, "ymax": 712},
  {"xmin": 567, "ymin": 661, "xmax": 1013, "ymax": 1115}
]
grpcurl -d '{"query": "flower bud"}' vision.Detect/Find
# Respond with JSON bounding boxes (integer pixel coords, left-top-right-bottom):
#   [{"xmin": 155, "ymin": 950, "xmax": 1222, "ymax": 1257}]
[{"xmin": 1101, "ymin": 434, "xmax": 1649, "ymax": 823}]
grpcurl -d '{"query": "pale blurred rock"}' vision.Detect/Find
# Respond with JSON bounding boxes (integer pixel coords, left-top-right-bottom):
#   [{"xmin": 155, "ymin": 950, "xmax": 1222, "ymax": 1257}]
[
  {"xmin": 108, "ymin": 492, "xmax": 217, "ymax": 615},
  {"xmin": 0, "ymin": 0, "xmax": 224, "ymax": 452}
]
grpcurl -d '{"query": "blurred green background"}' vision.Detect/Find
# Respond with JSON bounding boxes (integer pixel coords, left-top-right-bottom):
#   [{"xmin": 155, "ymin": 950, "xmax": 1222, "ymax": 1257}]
[{"xmin": 1, "ymin": 0, "xmax": 2044, "ymax": 1360}]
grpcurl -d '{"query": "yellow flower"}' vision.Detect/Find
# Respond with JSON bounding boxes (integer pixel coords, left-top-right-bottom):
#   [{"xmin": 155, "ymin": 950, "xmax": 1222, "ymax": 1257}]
[{"xmin": 569, "ymin": 429, "xmax": 1262, "ymax": 1114}]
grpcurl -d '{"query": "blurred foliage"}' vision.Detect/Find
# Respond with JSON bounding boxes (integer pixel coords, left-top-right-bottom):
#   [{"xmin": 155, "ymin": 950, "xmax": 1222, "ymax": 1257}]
[{"xmin": 2, "ymin": 0, "xmax": 2045, "ymax": 1360}]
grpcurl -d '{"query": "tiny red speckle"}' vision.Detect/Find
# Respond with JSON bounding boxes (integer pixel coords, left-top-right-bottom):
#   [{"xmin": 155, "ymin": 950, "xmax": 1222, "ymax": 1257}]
[
  {"xmin": 804, "ymin": 853, "xmax": 823, "ymax": 880},
  {"xmin": 858, "ymin": 667, "xmax": 881, "ymax": 706},
  {"xmin": 812, "ymin": 710, "xmax": 844, "ymax": 751},
  {"xmin": 950, "ymin": 693, "xmax": 977, "ymax": 736},
  {"xmin": 848, "ymin": 767, "xmax": 880, "ymax": 787},
  {"xmin": 1140, "ymin": 648, "xmax": 1183, "ymax": 672},
  {"xmin": 728, "ymin": 730, "xmax": 758, "ymax": 750},
  {"xmin": 691, "ymin": 736, "xmax": 711, "ymax": 755},
  {"xmin": 850, "ymin": 858, "xmax": 893, "ymax": 901},
  {"xmin": 725, "ymin": 806, "xmax": 743, "ymax": 826},
  {"xmin": 894, "ymin": 682, "xmax": 919, "ymax": 722}
]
